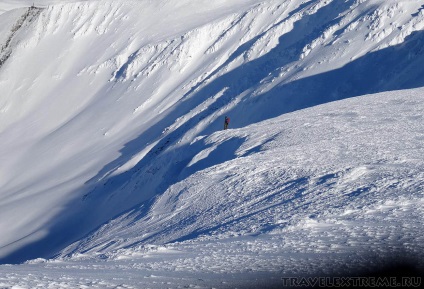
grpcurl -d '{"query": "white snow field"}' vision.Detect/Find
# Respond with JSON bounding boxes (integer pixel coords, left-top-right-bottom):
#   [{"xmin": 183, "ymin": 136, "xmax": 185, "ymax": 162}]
[
  {"xmin": 0, "ymin": 0, "xmax": 423, "ymax": 287},
  {"xmin": 1, "ymin": 89, "xmax": 423, "ymax": 288}
]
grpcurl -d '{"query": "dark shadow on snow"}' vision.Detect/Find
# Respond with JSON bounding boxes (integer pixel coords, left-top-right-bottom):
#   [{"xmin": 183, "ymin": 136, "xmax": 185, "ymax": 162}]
[
  {"xmin": 241, "ymin": 29, "xmax": 424, "ymax": 124},
  {"xmin": 2, "ymin": 0, "xmax": 424, "ymax": 265}
]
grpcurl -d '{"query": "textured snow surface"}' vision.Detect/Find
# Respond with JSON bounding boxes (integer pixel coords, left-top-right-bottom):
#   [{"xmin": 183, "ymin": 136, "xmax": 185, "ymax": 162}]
[
  {"xmin": 60, "ymin": 89, "xmax": 424, "ymax": 255},
  {"xmin": 0, "ymin": 0, "xmax": 424, "ymax": 287},
  {"xmin": 1, "ymin": 89, "xmax": 424, "ymax": 288}
]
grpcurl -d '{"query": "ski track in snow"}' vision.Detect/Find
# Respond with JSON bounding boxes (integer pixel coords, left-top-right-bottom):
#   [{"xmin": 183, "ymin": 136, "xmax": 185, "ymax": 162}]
[{"xmin": 0, "ymin": 0, "xmax": 424, "ymax": 287}]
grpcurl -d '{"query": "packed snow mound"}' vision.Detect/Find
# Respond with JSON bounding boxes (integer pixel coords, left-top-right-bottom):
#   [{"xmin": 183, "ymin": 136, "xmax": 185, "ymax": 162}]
[{"xmin": 0, "ymin": 0, "xmax": 424, "ymax": 264}]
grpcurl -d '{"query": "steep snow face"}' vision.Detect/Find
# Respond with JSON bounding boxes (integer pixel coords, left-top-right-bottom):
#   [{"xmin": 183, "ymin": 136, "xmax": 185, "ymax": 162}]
[
  {"xmin": 0, "ymin": 0, "xmax": 424, "ymax": 263},
  {"xmin": 0, "ymin": 0, "xmax": 267, "ymax": 262}
]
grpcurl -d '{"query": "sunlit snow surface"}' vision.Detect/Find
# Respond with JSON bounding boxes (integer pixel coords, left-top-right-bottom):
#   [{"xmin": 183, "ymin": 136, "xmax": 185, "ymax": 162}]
[
  {"xmin": 0, "ymin": 0, "xmax": 424, "ymax": 287},
  {"xmin": 1, "ymin": 89, "xmax": 423, "ymax": 288}
]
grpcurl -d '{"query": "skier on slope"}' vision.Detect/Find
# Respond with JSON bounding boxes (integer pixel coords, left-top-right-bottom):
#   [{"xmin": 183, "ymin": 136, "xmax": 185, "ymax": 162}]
[{"xmin": 224, "ymin": 116, "xmax": 230, "ymax": 130}]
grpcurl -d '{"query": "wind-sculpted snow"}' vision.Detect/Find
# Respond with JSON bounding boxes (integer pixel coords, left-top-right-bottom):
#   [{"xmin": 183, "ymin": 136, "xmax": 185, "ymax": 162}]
[{"xmin": 0, "ymin": 1, "xmax": 423, "ymax": 284}]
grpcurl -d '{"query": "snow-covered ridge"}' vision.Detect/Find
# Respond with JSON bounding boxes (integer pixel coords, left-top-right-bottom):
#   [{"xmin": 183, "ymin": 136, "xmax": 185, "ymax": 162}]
[
  {"xmin": 0, "ymin": 0, "xmax": 423, "ymax": 267},
  {"xmin": 1, "ymin": 88, "xmax": 422, "ymax": 289},
  {"xmin": 60, "ymin": 88, "xmax": 424, "ymax": 261},
  {"xmin": 0, "ymin": 6, "xmax": 41, "ymax": 67}
]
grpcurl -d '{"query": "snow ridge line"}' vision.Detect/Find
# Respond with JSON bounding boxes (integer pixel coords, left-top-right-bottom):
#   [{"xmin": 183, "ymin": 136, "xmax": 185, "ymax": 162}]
[{"xmin": 0, "ymin": 6, "xmax": 42, "ymax": 69}]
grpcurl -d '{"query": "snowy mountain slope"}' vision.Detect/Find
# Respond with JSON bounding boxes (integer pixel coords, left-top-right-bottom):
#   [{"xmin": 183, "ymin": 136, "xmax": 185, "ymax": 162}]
[
  {"xmin": 0, "ymin": 0, "xmax": 269, "ymax": 262},
  {"xmin": 1, "ymin": 88, "xmax": 423, "ymax": 289},
  {"xmin": 60, "ymin": 88, "xmax": 424, "ymax": 261},
  {"xmin": 0, "ymin": 0, "xmax": 424, "ymax": 266}
]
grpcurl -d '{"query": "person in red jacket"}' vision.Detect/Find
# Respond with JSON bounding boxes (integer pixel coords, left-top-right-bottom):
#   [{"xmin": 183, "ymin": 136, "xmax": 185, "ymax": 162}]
[{"xmin": 224, "ymin": 116, "xmax": 230, "ymax": 130}]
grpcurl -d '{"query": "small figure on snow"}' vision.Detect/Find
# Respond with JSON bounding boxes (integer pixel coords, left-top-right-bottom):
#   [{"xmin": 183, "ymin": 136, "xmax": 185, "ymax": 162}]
[{"xmin": 224, "ymin": 116, "xmax": 230, "ymax": 130}]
